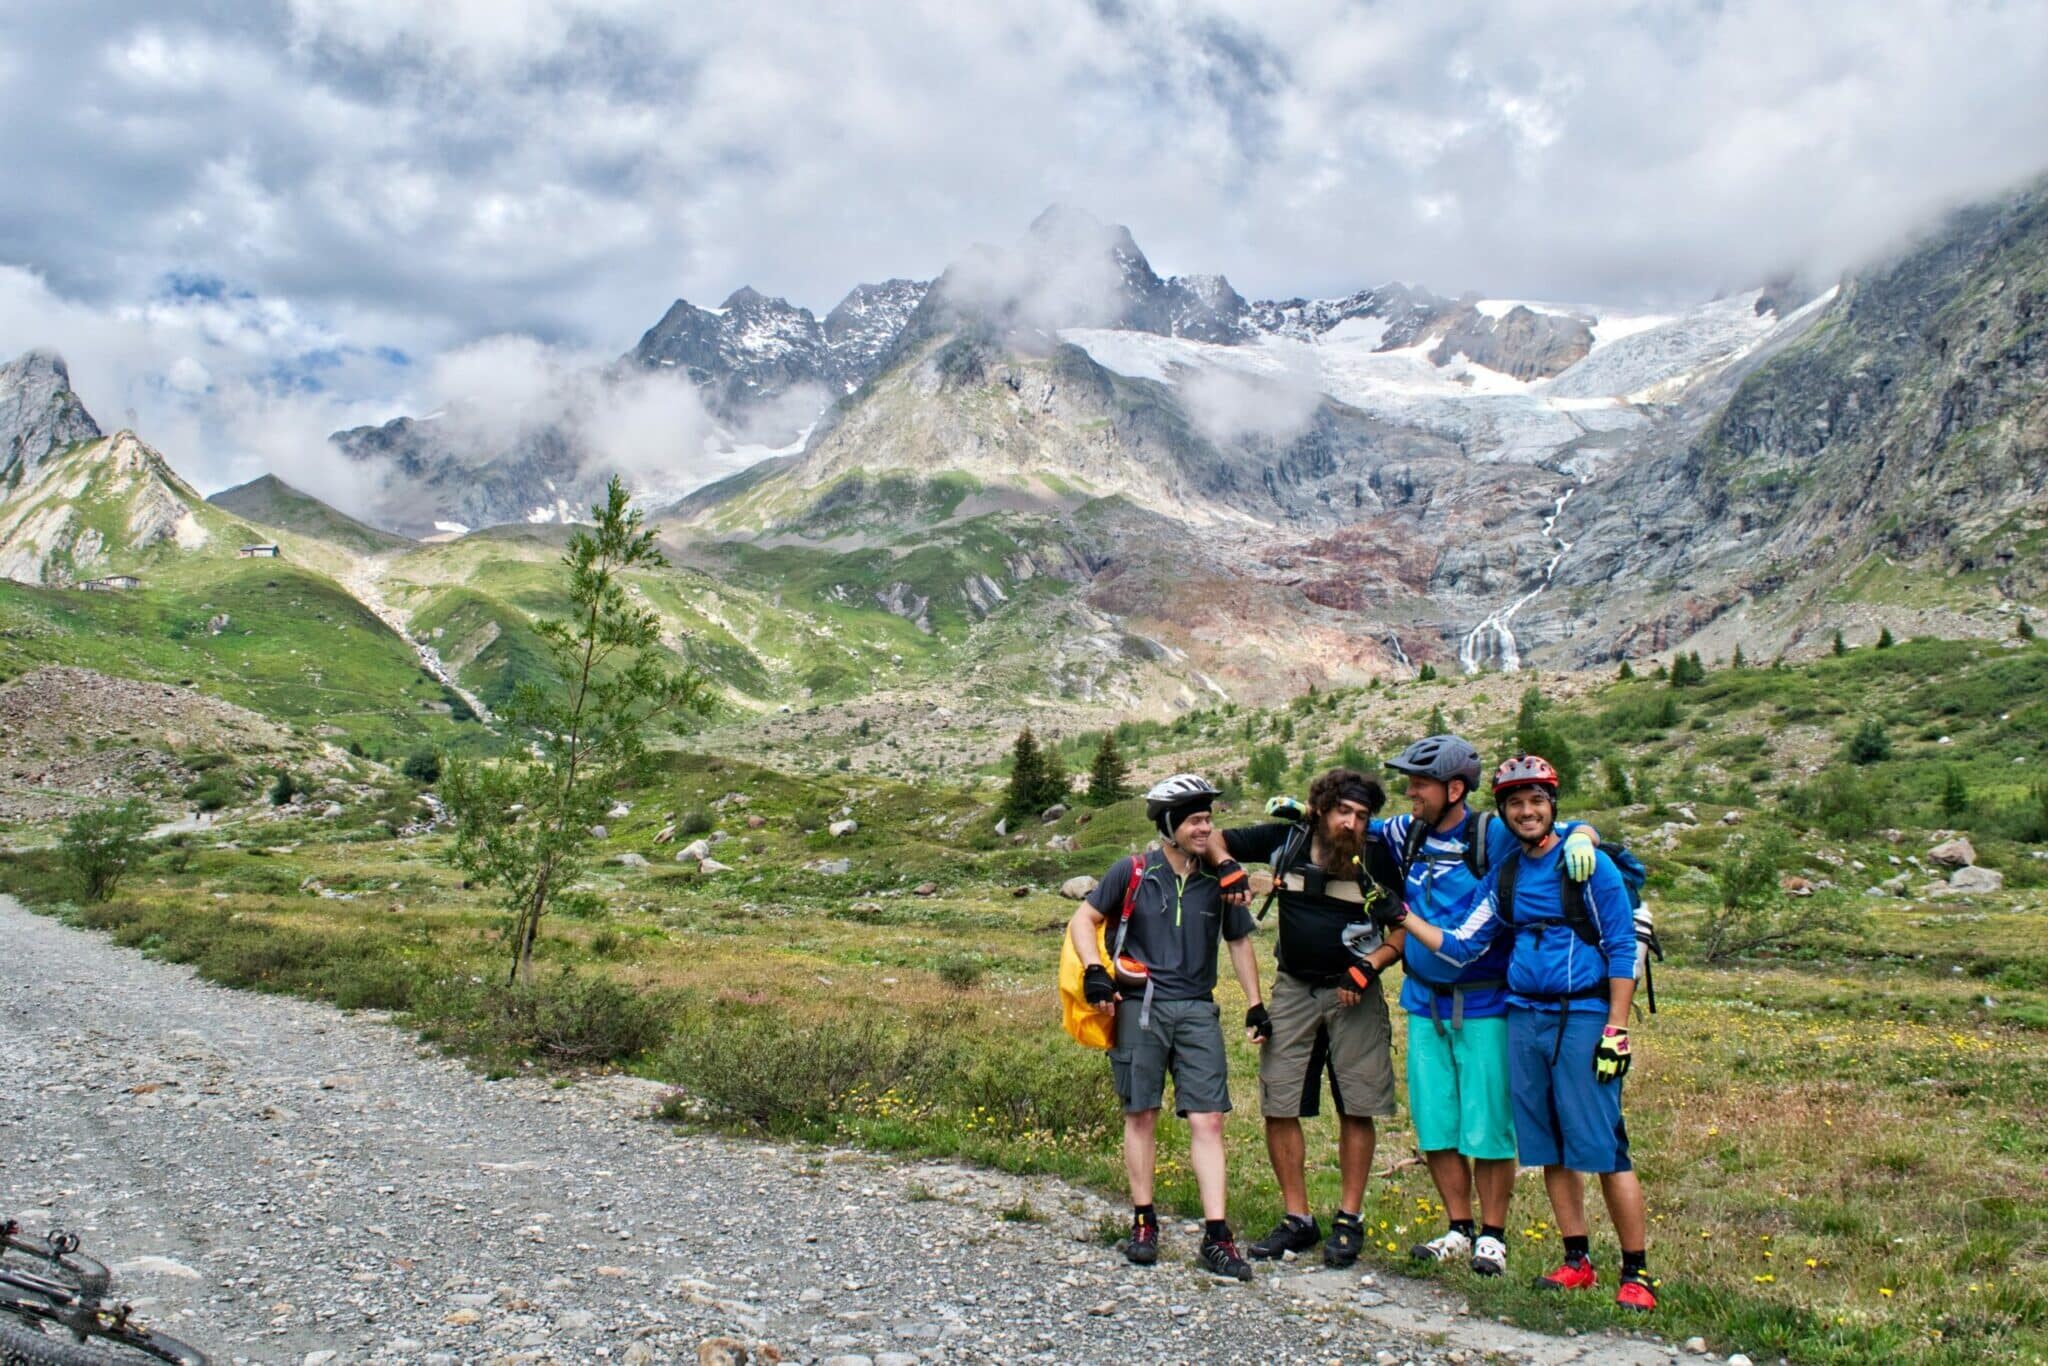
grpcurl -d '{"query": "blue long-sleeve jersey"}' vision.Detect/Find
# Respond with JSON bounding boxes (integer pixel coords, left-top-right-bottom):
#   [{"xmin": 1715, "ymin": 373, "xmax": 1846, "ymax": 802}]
[{"xmin": 1427, "ymin": 841, "xmax": 1637, "ymax": 1014}]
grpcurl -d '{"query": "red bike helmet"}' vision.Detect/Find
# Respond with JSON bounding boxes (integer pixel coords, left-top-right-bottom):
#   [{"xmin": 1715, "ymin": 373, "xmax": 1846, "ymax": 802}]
[{"xmin": 1491, "ymin": 754, "xmax": 1560, "ymax": 807}]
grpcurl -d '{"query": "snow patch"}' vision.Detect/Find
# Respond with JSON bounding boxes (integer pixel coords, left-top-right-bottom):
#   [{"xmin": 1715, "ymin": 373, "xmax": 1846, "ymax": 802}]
[{"xmin": 432, "ymin": 520, "xmax": 470, "ymax": 536}]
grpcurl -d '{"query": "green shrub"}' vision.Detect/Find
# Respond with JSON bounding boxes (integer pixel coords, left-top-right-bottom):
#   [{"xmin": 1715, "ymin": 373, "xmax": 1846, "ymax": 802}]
[
  {"xmin": 1694, "ymin": 827, "xmax": 1866, "ymax": 963},
  {"xmin": 183, "ymin": 771, "xmax": 237, "ymax": 812},
  {"xmin": 401, "ymin": 750, "xmax": 442, "ymax": 785},
  {"xmin": 270, "ymin": 771, "xmax": 298, "ymax": 806},
  {"xmin": 680, "ymin": 809, "xmax": 714, "ymax": 836},
  {"xmin": 60, "ymin": 799, "xmax": 152, "ymax": 902},
  {"xmin": 477, "ymin": 972, "xmax": 670, "ymax": 1061},
  {"xmin": 663, "ymin": 1010, "xmax": 938, "ymax": 1130},
  {"xmin": 935, "ymin": 953, "xmax": 987, "ymax": 989},
  {"xmin": 1846, "ymin": 718, "xmax": 1892, "ymax": 765}
]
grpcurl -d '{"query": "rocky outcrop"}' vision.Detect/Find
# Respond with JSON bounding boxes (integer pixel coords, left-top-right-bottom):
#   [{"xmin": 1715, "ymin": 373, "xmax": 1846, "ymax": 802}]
[
  {"xmin": 0, "ymin": 351, "xmax": 101, "ymax": 486},
  {"xmin": 0, "ymin": 431, "xmax": 210, "ymax": 584},
  {"xmin": 1429, "ymin": 305, "xmax": 1593, "ymax": 381}
]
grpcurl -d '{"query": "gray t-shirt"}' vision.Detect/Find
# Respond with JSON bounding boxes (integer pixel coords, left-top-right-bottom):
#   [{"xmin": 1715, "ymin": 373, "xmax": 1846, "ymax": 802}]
[{"xmin": 1086, "ymin": 850, "xmax": 1254, "ymax": 1001}]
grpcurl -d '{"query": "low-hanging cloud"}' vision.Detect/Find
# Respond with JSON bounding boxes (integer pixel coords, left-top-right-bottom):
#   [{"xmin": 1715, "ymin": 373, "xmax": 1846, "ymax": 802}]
[
  {"xmin": 2, "ymin": 0, "xmax": 2044, "ymax": 482},
  {"xmin": 1177, "ymin": 340, "xmax": 1326, "ymax": 447}
]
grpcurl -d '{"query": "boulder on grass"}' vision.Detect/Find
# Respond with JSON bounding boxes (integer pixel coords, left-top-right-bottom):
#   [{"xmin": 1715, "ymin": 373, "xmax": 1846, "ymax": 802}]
[
  {"xmin": 1928, "ymin": 837, "xmax": 1977, "ymax": 868},
  {"xmin": 1059, "ymin": 875, "xmax": 1099, "ymax": 900},
  {"xmin": 1946, "ymin": 865, "xmax": 2004, "ymax": 893},
  {"xmin": 829, "ymin": 819, "xmax": 858, "ymax": 837}
]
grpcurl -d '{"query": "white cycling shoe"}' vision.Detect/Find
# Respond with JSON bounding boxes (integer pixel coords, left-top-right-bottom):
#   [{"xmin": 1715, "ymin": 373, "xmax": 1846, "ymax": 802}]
[
  {"xmin": 1470, "ymin": 1234, "xmax": 1508, "ymax": 1277},
  {"xmin": 1407, "ymin": 1228, "xmax": 1472, "ymax": 1263}
]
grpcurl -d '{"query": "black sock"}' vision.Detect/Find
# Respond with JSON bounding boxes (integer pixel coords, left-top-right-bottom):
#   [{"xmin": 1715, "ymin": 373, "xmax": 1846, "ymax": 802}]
[
  {"xmin": 1481, "ymin": 1225, "xmax": 1505, "ymax": 1242},
  {"xmin": 1621, "ymin": 1249, "xmax": 1648, "ymax": 1277},
  {"xmin": 1204, "ymin": 1219, "xmax": 1231, "ymax": 1242},
  {"xmin": 1563, "ymin": 1234, "xmax": 1591, "ymax": 1264},
  {"xmin": 1449, "ymin": 1218, "xmax": 1476, "ymax": 1239},
  {"xmin": 1133, "ymin": 1204, "xmax": 1156, "ymax": 1226}
]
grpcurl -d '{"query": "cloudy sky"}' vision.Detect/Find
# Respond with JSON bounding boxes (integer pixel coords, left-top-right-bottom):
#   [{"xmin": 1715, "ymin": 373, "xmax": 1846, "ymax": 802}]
[{"xmin": 1, "ymin": 0, "xmax": 2043, "ymax": 493}]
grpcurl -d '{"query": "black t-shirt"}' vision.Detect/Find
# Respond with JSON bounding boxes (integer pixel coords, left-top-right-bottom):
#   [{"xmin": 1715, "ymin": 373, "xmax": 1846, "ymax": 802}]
[
  {"xmin": 1224, "ymin": 822, "xmax": 1402, "ymax": 985},
  {"xmin": 1086, "ymin": 850, "xmax": 1254, "ymax": 1001}
]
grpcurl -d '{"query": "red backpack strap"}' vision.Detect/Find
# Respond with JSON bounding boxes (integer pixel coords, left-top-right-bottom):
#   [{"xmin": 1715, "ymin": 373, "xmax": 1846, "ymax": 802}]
[{"xmin": 1119, "ymin": 850, "xmax": 1147, "ymax": 923}]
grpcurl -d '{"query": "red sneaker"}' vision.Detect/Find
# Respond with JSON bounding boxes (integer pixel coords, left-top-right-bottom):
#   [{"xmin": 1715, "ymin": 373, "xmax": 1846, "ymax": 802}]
[
  {"xmin": 1533, "ymin": 1256, "xmax": 1597, "ymax": 1291},
  {"xmin": 1615, "ymin": 1272, "xmax": 1659, "ymax": 1311}
]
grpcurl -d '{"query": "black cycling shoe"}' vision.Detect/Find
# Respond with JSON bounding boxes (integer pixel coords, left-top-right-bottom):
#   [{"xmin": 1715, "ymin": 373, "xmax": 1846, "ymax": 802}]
[
  {"xmin": 1323, "ymin": 1213, "xmax": 1365, "ymax": 1268},
  {"xmin": 1246, "ymin": 1215, "xmax": 1323, "ymax": 1261},
  {"xmin": 1199, "ymin": 1235, "xmax": 1254, "ymax": 1282},
  {"xmin": 1121, "ymin": 1218, "xmax": 1159, "ymax": 1266}
]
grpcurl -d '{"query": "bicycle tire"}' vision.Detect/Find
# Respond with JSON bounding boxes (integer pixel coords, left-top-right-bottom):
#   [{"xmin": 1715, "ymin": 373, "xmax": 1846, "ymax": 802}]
[{"xmin": 0, "ymin": 1309, "xmax": 207, "ymax": 1366}]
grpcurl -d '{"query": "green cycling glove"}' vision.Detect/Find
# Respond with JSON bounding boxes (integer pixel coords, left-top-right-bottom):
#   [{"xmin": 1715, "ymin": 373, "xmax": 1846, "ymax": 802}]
[
  {"xmin": 1563, "ymin": 829, "xmax": 1597, "ymax": 882},
  {"xmin": 1594, "ymin": 1026, "xmax": 1632, "ymax": 1082}
]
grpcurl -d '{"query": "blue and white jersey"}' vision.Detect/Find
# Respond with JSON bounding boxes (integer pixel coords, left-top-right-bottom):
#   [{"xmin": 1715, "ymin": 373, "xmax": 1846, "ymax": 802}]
[{"xmin": 1380, "ymin": 811, "xmax": 1523, "ymax": 1019}]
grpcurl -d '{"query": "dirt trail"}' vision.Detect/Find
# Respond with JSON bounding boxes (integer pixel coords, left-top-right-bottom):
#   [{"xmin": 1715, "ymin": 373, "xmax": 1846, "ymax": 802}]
[{"xmin": 0, "ymin": 896, "xmax": 1674, "ymax": 1365}]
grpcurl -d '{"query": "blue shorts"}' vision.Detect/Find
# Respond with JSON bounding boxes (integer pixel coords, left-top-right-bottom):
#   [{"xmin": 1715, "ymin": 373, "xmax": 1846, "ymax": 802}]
[{"xmin": 1507, "ymin": 1008, "xmax": 1631, "ymax": 1174}]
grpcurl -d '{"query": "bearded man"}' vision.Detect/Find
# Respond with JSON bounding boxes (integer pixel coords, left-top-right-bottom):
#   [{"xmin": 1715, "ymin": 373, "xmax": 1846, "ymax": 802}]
[{"xmin": 1210, "ymin": 768, "xmax": 1405, "ymax": 1268}]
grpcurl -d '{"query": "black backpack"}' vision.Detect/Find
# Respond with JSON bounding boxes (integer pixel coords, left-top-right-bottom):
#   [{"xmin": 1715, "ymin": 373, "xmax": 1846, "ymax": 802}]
[
  {"xmin": 1495, "ymin": 847, "xmax": 1662, "ymax": 1014},
  {"xmin": 1400, "ymin": 810, "xmax": 1493, "ymax": 884}
]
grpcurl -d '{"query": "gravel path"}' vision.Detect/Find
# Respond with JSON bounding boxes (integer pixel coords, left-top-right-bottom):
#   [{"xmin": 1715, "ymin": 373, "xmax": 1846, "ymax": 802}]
[{"xmin": 0, "ymin": 897, "xmax": 1675, "ymax": 1366}]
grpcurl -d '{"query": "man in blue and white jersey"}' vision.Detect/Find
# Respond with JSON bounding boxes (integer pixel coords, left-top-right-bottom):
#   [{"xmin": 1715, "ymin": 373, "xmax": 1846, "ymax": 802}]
[
  {"xmin": 1377, "ymin": 735, "xmax": 1597, "ymax": 1279},
  {"xmin": 1385, "ymin": 754, "xmax": 1658, "ymax": 1312}
]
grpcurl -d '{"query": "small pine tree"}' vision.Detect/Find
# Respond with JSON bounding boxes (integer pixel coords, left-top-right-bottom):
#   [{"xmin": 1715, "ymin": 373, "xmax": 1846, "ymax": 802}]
[
  {"xmin": 1941, "ymin": 768, "xmax": 1969, "ymax": 818},
  {"xmin": 1731, "ymin": 643, "xmax": 1747, "ymax": 669},
  {"xmin": 270, "ymin": 770, "xmax": 298, "ymax": 806},
  {"xmin": 1005, "ymin": 727, "xmax": 1048, "ymax": 818},
  {"xmin": 857, "ymin": 717, "xmax": 871, "ymax": 738},
  {"xmin": 1417, "ymin": 662, "xmax": 1439, "ymax": 682},
  {"xmin": 1876, "ymin": 626, "xmax": 1895, "ymax": 650},
  {"xmin": 1602, "ymin": 756, "xmax": 1634, "ymax": 807},
  {"xmin": 1426, "ymin": 703, "xmax": 1448, "ymax": 735},
  {"xmin": 1336, "ymin": 737, "xmax": 1370, "ymax": 771},
  {"xmin": 1034, "ymin": 742, "xmax": 1071, "ymax": 812},
  {"xmin": 2020, "ymin": 616, "xmax": 2037, "ymax": 641},
  {"xmin": 1833, "ymin": 629, "xmax": 1847, "ymax": 657},
  {"xmin": 1246, "ymin": 743, "xmax": 1288, "ymax": 791},
  {"xmin": 1087, "ymin": 731, "xmax": 1130, "ymax": 806},
  {"xmin": 1847, "ymin": 717, "xmax": 1892, "ymax": 765},
  {"xmin": 1617, "ymin": 660, "xmax": 1635, "ymax": 681},
  {"xmin": 1280, "ymin": 716, "xmax": 1295, "ymax": 743}
]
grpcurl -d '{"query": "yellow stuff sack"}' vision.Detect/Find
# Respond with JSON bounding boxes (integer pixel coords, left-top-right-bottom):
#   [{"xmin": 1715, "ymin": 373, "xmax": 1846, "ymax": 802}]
[
  {"xmin": 1058, "ymin": 853, "xmax": 1146, "ymax": 1049},
  {"xmin": 1059, "ymin": 919, "xmax": 1115, "ymax": 1049}
]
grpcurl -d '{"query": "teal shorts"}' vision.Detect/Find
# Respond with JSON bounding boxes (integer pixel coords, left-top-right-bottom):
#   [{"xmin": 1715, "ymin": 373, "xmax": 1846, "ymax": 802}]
[{"xmin": 1405, "ymin": 1013, "xmax": 1516, "ymax": 1160}]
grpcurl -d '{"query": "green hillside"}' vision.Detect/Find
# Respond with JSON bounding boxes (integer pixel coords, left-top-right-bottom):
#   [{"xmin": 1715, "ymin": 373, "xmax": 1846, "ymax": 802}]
[
  {"xmin": 0, "ymin": 558, "xmax": 481, "ymax": 751},
  {"xmin": 207, "ymin": 474, "xmax": 414, "ymax": 555}
]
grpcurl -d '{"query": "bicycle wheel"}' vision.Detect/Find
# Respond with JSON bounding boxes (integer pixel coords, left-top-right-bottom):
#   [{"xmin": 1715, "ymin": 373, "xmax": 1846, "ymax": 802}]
[{"xmin": 0, "ymin": 1309, "xmax": 207, "ymax": 1366}]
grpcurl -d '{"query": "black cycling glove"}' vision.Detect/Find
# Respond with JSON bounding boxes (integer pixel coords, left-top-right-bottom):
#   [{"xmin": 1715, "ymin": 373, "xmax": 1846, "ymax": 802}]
[{"xmin": 1082, "ymin": 963, "xmax": 1117, "ymax": 1006}]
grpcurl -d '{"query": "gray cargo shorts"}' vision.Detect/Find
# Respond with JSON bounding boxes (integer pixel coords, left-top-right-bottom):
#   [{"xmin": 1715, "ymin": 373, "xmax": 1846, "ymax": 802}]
[
  {"xmin": 1109, "ymin": 996, "xmax": 1232, "ymax": 1116},
  {"xmin": 1259, "ymin": 971, "xmax": 1397, "ymax": 1120}
]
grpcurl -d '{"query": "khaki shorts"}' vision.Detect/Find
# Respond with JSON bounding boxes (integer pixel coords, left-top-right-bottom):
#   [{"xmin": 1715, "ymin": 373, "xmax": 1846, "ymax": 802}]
[{"xmin": 1259, "ymin": 971, "xmax": 1397, "ymax": 1120}]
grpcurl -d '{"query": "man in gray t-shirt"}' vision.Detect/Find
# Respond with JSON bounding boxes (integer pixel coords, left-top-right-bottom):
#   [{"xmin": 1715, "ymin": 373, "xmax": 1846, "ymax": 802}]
[{"xmin": 1066, "ymin": 773, "xmax": 1265, "ymax": 1282}]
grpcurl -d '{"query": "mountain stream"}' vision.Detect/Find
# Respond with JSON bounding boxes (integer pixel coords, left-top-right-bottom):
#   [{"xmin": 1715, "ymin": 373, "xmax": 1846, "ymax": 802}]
[{"xmin": 1458, "ymin": 483, "xmax": 1578, "ymax": 673}]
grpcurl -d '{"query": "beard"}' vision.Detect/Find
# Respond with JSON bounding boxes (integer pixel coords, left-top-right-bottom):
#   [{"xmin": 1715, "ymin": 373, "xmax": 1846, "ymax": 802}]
[{"xmin": 1320, "ymin": 820, "xmax": 1365, "ymax": 872}]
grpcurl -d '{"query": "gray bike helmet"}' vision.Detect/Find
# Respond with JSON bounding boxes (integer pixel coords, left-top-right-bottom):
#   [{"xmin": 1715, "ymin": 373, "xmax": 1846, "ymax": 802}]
[
  {"xmin": 1386, "ymin": 734, "xmax": 1483, "ymax": 793},
  {"xmin": 1144, "ymin": 773, "xmax": 1220, "ymax": 839}
]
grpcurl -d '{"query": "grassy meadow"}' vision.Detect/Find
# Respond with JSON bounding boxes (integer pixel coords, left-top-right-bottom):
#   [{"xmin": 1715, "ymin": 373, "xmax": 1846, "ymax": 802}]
[{"xmin": 3, "ymin": 636, "xmax": 2045, "ymax": 1362}]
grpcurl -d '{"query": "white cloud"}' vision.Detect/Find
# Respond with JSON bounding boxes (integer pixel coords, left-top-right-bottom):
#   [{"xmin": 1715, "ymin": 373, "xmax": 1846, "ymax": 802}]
[{"xmin": 0, "ymin": 0, "xmax": 2042, "ymax": 497}]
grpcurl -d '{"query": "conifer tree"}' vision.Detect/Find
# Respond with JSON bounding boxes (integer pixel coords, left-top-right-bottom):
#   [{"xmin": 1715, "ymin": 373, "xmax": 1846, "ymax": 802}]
[
  {"xmin": 1087, "ymin": 731, "xmax": 1130, "ymax": 806},
  {"xmin": 1876, "ymin": 626, "xmax": 1895, "ymax": 649},
  {"xmin": 1006, "ymin": 727, "xmax": 1048, "ymax": 819}
]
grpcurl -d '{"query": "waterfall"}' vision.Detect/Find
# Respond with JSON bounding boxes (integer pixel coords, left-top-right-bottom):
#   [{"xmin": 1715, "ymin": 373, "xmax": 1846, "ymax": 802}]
[{"xmin": 1459, "ymin": 485, "xmax": 1578, "ymax": 674}]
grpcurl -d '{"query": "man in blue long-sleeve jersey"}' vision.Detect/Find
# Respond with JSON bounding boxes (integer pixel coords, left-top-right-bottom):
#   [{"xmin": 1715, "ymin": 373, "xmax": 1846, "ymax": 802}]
[{"xmin": 1381, "ymin": 754, "xmax": 1657, "ymax": 1312}]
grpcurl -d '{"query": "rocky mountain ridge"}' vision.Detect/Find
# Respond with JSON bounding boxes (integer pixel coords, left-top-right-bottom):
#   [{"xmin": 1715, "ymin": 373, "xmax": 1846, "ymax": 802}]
[{"xmin": 1, "ymin": 350, "xmax": 102, "ymax": 488}]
